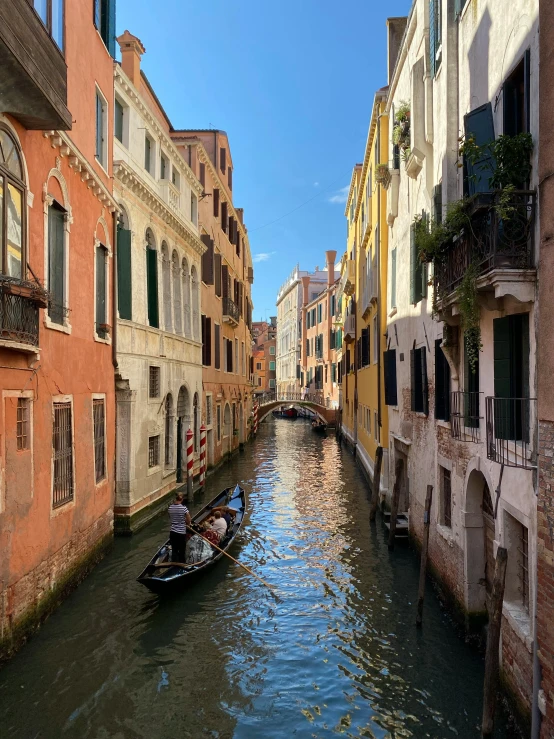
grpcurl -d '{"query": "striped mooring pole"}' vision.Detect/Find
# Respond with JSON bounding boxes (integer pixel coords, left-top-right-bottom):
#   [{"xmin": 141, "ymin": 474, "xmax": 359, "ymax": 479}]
[
  {"xmin": 199, "ymin": 424, "xmax": 206, "ymax": 489},
  {"xmin": 253, "ymin": 403, "xmax": 259, "ymax": 435},
  {"xmin": 186, "ymin": 427, "xmax": 194, "ymax": 501}
]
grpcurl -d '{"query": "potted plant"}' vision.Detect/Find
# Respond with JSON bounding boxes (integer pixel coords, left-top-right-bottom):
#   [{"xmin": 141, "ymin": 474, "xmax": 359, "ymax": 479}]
[
  {"xmin": 393, "ymin": 101, "xmax": 411, "ymax": 151},
  {"xmin": 375, "ymin": 163, "xmax": 390, "ymax": 185}
]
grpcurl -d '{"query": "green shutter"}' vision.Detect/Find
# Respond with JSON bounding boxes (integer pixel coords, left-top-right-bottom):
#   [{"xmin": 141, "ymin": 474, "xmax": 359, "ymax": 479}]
[
  {"xmin": 106, "ymin": 0, "xmax": 116, "ymax": 57},
  {"xmin": 117, "ymin": 226, "xmax": 132, "ymax": 320},
  {"xmin": 48, "ymin": 205, "xmax": 65, "ymax": 325},
  {"xmin": 464, "ymin": 103, "xmax": 496, "ymax": 195},
  {"xmin": 429, "ymin": 0, "xmax": 436, "ymax": 76},
  {"xmin": 146, "ymin": 247, "xmax": 159, "ymax": 328},
  {"xmin": 421, "ymin": 347, "xmax": 429, "ymax": 415},
  {"xmin": 96, "ymin": 247, "xmax": 107, "ymax": 333}
]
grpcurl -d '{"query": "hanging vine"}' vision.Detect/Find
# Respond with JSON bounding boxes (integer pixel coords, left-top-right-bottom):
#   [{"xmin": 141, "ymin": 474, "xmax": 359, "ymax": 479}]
[{"xmin": 457, "ymin": 263, "xmax": 481, "ymax": 371}]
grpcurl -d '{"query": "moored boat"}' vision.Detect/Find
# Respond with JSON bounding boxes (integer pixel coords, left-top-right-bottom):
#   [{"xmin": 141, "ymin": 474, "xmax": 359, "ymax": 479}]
[
  {"xmin": 311, "ymin": 419, "xmax": 327, "ymax": 434},
  {"xmin": 137, "ymin": 485, "xmax": 246, "ymax": 593},
  {"xmin": 272, "ymin": 406, "xmax": 298, "ymax": 419}
]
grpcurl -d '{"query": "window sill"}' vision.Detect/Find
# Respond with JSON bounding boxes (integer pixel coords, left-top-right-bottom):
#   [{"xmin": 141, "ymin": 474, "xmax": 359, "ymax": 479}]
[
  {"xmin": 503, "ymin": 600, "xmax": 533, "ymax": 651},
  {"xmin": 147, "ymin": 465, "xmax": 162, "ymax": 477},
  {"xmin": 94, "ymin": 333, "xmax": 111, "ymax": 345},
  {"xmin": 437, "ymin": 523, "xmax": 454, "ymax": 545},
  {"xmin": 436, "ymin": 420, "xmax": 451, "ymax": 430},
  {"xmin": 50, "ymin": 498, "xmax": 75, "ymax": 518},
  {"xmin": 44, "ymin": 317, "xmax": 72, "ymax": 335},
  {"xmin": 95, "ymin": 475, "xmax": 108, "ymax": 488},
  {"xmin": 94, "ymin": 155, "xmax": 109, "ymax": 177}
]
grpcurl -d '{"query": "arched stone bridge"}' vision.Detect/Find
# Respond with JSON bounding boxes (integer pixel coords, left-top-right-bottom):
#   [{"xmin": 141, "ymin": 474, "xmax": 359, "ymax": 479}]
[{"xmin": 255, "ymin": 392, "xmax": 338, "ymax": 426}]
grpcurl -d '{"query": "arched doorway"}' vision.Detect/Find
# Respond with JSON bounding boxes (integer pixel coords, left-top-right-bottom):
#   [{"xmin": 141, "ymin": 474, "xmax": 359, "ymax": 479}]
[
  {"xmin": 176, "ymin": 386, "xmax": 190, "ymax": 482},
  {"xmin": 464, "ymin": 468, "xmax": 495, "ymax": 615}
]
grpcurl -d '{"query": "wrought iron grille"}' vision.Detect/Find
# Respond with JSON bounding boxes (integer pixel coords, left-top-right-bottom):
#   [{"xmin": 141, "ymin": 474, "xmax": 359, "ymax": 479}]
[
  {"xmin": 17, "ymin": 397, "xmax": 30, "ymax": 450},
  {"xmin": 148, "ymin": 435, "xmax": 160, "ymax": 468},
  {"xmin": 149, "ymin": 366, "xmax": 160, "ymax": 398},
  {"xmin": 223, "ymin": 297, "xmax": 239, "ymax": 323},
  {"xmin": 435, "ymin": 191, "xmax": 535, "ymax": 296},
  {"xmin": 53, "ymin": 402, "xmax": 74, "ymax": 508},
  {"xmin": 0, "ymin": 290, "xmax": 39, "ymax": 346},
  {"xmin": 93, "ymin": 399, "xmax": 106, "ymax": 483},
  {"xmin": 519, "ymin": 524, "xmax": 530, "ymax": 611},
  {"xmin": 485, "ymin": 396, "xmax": 537, "ymax": 469},
  {"xmin": 450, "ymin": 391, "xmax": 482, "ymax": 442}
]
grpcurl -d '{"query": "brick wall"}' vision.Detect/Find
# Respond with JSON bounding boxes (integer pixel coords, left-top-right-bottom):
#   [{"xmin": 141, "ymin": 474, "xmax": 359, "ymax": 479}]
[
  {"xmin": 538, "ymin": 419, "xmax": 554, "ymax": 736},
  {"xmin": 500, "ymin": 614, "xmax": 533, "ymax": 729}
]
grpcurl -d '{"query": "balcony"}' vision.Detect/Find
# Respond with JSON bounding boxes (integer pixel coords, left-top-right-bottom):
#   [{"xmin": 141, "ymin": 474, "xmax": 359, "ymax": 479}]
[
  {"xmin": 0, "ymin": 0, "xmax": 71, "ymax": 129},
  {"xmin": 344, "ymin": 313, "xmax": 355, "ymax": 343},
  {"xmin": 485, "ymin": 396, "xmax": 536, "ymax": 469},
  {"xmin": 160, "ymin": 180, "xmax": 181, "ymax": 215},
  {"xmin": 450, "ymin": 391, "xmax": 482, "ymax": 443},
  {"xmin": 0, "ymin": 276, "xmax": 49, "ymax": 351},
  {"xmin": 222, "ymin": 297, "xmax": 239, "ymax": 326},
  {"xmin": 436, "ymin": 191, "xmax": 536, "ymax": 314},
  {"xmin": 339, "ymin": 260, "xmax": 356, "ymax": 297}
]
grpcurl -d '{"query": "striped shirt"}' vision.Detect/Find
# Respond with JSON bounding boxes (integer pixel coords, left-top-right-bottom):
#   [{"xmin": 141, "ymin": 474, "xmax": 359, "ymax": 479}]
[{"xmin": 168, "ymin": 503, "xmax": 189, "ymax": 534}]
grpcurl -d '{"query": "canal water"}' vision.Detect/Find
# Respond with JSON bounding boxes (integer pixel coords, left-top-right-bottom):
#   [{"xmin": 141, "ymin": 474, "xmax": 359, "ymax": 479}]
[{"xmin": 0, "ymin": 419, "xmax": 516, "ymax": 738}]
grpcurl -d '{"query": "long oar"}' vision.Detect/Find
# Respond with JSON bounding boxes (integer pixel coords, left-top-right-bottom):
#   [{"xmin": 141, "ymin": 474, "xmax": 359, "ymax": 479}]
[{"xmin": 187, "ymin": 525, "xmax": 274, "ymax": 591}]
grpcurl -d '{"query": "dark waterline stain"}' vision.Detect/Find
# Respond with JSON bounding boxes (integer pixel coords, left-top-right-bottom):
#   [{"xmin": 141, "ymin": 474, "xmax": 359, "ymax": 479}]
[{"xmin": 0, "ymin": 420, "xmax": 515, "ymax": 738}]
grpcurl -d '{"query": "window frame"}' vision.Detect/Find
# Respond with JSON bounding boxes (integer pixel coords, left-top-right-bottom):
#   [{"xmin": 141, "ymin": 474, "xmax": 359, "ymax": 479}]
[
  {"xmin": 94, "ymin": 241, "xmax": 110, "ymax": 342},
  {"xmin": 52, "ymin": 396, "xmax": 75, "ymax": 510},
  {"xmin": 92, "ymin": 394, "xmax": 107, "ymax": 484},
  {"xmin": 34, "ymin": 0, "xmax": 65, "ymax": 52},
  {"xmin": 0, "ymin": 125, "xmax": 27, "ymax": 281},
  {"xmin": 149, "ymin": 365, "xmax": 161, "ymax": 399},
  {"xmin": 148, "ymin": 434, "xmax": 161, "ymax": 470}
]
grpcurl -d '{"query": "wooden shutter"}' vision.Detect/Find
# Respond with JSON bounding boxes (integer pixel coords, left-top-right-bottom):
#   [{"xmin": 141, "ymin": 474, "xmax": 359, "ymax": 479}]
[
  {"xmin": 227, "ymin": 338, "xmax": 233, "ymax": 372},
  {"xmin": 214, "ymin": 323, "xmax": 221, "ymax": 369},
  {"xmin": 213, "ymin": 188, "xmax": 219, "ymax": 217},
  {"xmin": 201, "ymin": 235, "xmax": 214, "ymax": 285},
  {"xmin": 107, "ymin": 0, "xmax": 116, "ymax": 56},
  {"xmin": 222, "ymin": 265, "xmax": 229, "ymax": 299},
  {"xmin": 384, "ymin": 349, "xmax": 398, "ymax": 405},
  {"xmin": 221, "ymin": 202, "xmax": 228, "ymax": 234},
  {"xmin": 238, "ymin": 282, "xmax": 243, "ymax": 317},
  {"xmin": 410, "ymin": 349, "xmax": 416, "ymax": 411},
  {"xmin": 361, "ymin": 327, "xmax": 370, "ymax": 366},
  {"xmin": 96, "ymin": 247, "xmax": 106, "ymax": 329},
  {"xmin": 236, "ymin": 232, "xmax": 241, "ymax": 257},
  {"xmin": 214, "ymin": 253, "xmax": 222, "ymax": 297},
  {"xmin": 435, "ymin": 339, "xmax": 451, "ymax": 421},
  {"xmin": 117, "ymin": 226, "xmax": 132, "ymax": 320},
  {"xmin": 228, "ymin": 167, "xmax": 233, "ymax": 189},
  {"xmin": 421, "ymin": 347, "xmax": 429, "ymax": 415},
  {"xmin": 146, "ymin": 247, "xmax": 159, "ymax": 328},
  {"xmin": 199, "ymin": 163, "xmax": 205, "ymax": 187},
  {"xmin": 201, "ymin": 315, "xmax": 207, "ymax": 365},
  {"xmin": 48, "ymin": 205, "xmax": 65, "ymax": 324},
  {"xmin": 220, "ymin": 147, "xmax": 226, "ymax": 173},
  {"xmin": 206, "ymin": 317, "xmax": 212, "ymax": 366},
  {"xmin": 464, "ymin": 103, "xmax": 496, "ymax": 195}
]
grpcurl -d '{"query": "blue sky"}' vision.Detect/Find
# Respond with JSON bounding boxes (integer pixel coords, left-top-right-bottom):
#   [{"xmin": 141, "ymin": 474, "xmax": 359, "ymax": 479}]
[{"xmin": 116, "ymin": 0, "xmax": 410, "ymax": 319}]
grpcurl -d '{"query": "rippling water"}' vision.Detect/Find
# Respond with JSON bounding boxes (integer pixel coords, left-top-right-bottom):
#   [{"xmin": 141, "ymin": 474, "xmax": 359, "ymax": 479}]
[{"xmin": 0, "ymin": 419, "xmax": 515, "ymax": 738}]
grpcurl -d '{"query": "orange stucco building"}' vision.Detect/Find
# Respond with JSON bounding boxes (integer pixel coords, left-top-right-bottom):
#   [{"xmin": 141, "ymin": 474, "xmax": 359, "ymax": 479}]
[
  {"xmin": 0, "ymin": 0, "xmax": 117, "ymax": 657},
  {"xmin": 171, "ymin": 131, "xmax": 254, "ymax": 468}
]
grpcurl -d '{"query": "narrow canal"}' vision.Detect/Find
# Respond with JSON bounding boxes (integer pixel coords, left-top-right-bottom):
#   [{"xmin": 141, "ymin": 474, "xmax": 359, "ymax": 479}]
[{"xmin": 0, "ymin": 419, "xmax": 516, "ymax": 738}]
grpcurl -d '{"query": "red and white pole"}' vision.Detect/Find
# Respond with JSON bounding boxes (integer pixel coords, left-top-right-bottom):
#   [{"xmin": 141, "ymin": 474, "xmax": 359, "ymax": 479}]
[
  {"xmin": 199, "ymin": 424, "xmax": 206, "ymax": 489},
  {"xmin": 253, "ymin": 403, "xmax": 259, "ymax": 435},
  {"xmin": 186, "ymin": 427, "xmax": 194, "ymax": 500}
]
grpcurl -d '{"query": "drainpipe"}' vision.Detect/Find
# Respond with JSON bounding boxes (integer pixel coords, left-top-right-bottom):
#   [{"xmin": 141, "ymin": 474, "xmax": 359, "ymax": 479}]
[
  {"xmin": 112, "ymin": 211, "xmax": 118, "ymax": 370},
  {"xmin": 376, "ymin": 112, "xmax": 382, "ymax": 439}
]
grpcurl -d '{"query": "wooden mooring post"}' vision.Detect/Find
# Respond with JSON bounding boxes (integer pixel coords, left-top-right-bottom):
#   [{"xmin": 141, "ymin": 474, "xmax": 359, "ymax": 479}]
[
  {"xmin": 481, "ymin": 546, "xmax": 508, "ymax": 738},
  {"xmin": 416, "ymin": 485, "xmax": 433, "ymax": 627},
  {"xmin": 388, "ymin": 458, "xmax": 404, "ymax": 550},
  {"xmin": 369, "ymin": 446, "xmax": 383, "ymax": 522}
]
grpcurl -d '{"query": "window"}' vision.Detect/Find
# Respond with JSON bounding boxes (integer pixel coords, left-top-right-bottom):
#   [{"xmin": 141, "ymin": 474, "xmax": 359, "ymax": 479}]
[
  {"xmin": 93, "ymin": 398, "xmax": 106, "ymax": 483},
  {"xmin": 149, "ymin": 366, "xmax": 160, "ymax": 398},
  {"xmin": 164, "ymin": 394, "xmax": 173, "ymax": 467},
  {"xmin": 455, "ymin": 0, "xmax": 468, "ymax": 14},
  {"xmin": 160, "ymin": 153, "xmax": 168, "ymax": 180},
  {"xmin": 411, "ymin": 346, "xmax": 428, "ymax": 414},
  {"xmin": 493, "ymin": 313, "xmax": 530, "ymax": 441},
  {"xmin": 361, "ymin": 327, "xmax": 370, "ymax": 367},
  {"xmin": 117, "ymin": 218, "xmax": 132, "ymax": 320},
  {"xmin": 220, "ymin": 147, "xmax": 226, "ymax": 173},
  {"xmin": 504, "ymin": 51, "xmax": 531, "ymax": 148},
  {"xmin": 225, "ymin": 337, "xmax": 233, "ymax": 373},
  {"xmin": 464, "ymin": 334, "xmax": 480, "ymax": 428},
  {"xmin": 217, "ymin": 405, "xmax": 221, "ymax": 442},
  {"xmin": 0, "ymin": 128, "xmax": 25, "ymax": 280},
  {"xmin": 391, "ymin": 248, "xmax": 397, "ymax": 309},
  {"xmin": 17, "ymin": 398, "xmax": 30, "ymax": 451},
  {"xmin": 228, "ymin": 167, "xmax": 233, "ymax": 189},
  {"xmin": 145, "ymin": 134, "xmax": 153, "ymax": 175},
  {"xmin": 214, "ymin": 323, "xmax": 221, "ymax": 369},
  {"xmin": 463, "ymin": 103, "xmax": 495, "ymax": 196},
  {"xmin": 199, "ymin": 163, "xmax": 205, "ymax": 188},
  {"xmin": 214, "ymin": 253, "xmax": 222, "ymax": 297},
  {"xmin": 235, "ymin": 339, "xmax": 239, "ymax": 374},
  {"xmin": 504, "ymin": 512, "xmax": 530, "ymax": 612},
  {"xmin": 148, "ymin": 435, "xmax": 160, "ymax": 468},
  {"xmin": 191, "ymin": 193, "xmax": 198, "ymax": 225},
  {"xmin": 441, "ymin": 466, "xmax": 452, "ymax": 527},
  {"xmin": 435, "ymin": 339, "xmax": 451, "ymax": 421},
  {"xmin": 241, "ymin": 342, "xmax": 245, "ymax": 375},
  {"xmin": 317, "ymin": 304, "xmax": 322, "ymax": 323},
  {"xmin": 269, "ymin": 379, "xmax": 276, "ymax": 389},
  {"xmin": 95, "ymin": 245, "xmax": 108, "ymax": 339},
  {"xmin": 93, "ymin": 0, "xmax": 116, "ymax": 56},
  {"xmin": 145, "ymin": 229, "xmax": 159, "ymax": 328},
  {"xmin": 430, "ymin": 0, "xmax": 442, "ymax": 75},
  {"xmin": 114, "ymin": 98, "xmax": 124, "ymax": 144},
  {"xmin": 48, "ymin": 201, "xmax": 66, "ymax": 325},
  {"xmin": 213, "ymin": 188, "xmax": 220, "ymax": 217},
  {"xmin": 172, "ymin": 167, "xmax": 180, "ymax": 189},
  {"xmin": 34, "ymin": 0, "xmax": 64, "ymax": 50},
  {"xmin": 52, "ymin": 401, "xmax": 73, "ymax": 508},
  {"xmin": 269, "ymin": 346, "xmax": 275, "ymax": 355},
  {"xmin": 206, "ymin": 395, "xmax": 212, "ymax": 427},
  {"xmin": 410, "ymin": 220, "xmax": 427, "ymax": 304},
  {"xmin": 256, "ymin": 362, "xmax": 262, "ymax": 371},
  {"xmin": 95, "ymin": 90, "xmax": 107, "ymax": 169},
  {"xmin": 201, "ymin": 315, "xmax": 212, "ymax": 366},
  {"xmin": 373, "ymin": 315, "xmax": 379, "ymax": 363},
  {"xmin": 258, "ymin": 378, "xmax": 262, "ymax": 387},
  {"xmin": 269, "ymin": 361, "xmax": 276, "ymax": 371},
  {"xmin": 221, "ymin": 202, "xmax": 228, "ymax": 234}
]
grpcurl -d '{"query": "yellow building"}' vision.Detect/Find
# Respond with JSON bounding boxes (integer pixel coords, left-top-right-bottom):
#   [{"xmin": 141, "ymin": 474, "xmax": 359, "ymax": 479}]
[{"xmin": 339, "ymin": 87, "xmax": 390, "ymax": 499}]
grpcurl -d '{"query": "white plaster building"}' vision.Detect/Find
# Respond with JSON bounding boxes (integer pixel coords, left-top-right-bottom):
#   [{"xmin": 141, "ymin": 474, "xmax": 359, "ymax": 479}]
[
  {"xmin": 384, "ymin": 0, "xmax": 539, "ymax": 719},
  {"xmin": 112, "ymin": 32, "xmax": 205, "ymax": 533}
]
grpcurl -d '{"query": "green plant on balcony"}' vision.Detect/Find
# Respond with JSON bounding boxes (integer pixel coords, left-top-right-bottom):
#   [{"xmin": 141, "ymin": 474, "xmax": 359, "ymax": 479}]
[
  {"xmin": 392, "ymin": 101, "xmax": 411, "ymax": 152},
  {"xmin": 458, "ymin": 132, "xmax": 533, "ymax": 192},
  {"xmin": 375, "ymin": 163, "xmax": 390, "ymax": 185},
  {"xmin": 457, "ymin": 263, "xmax": 481, "ymax": 371}
]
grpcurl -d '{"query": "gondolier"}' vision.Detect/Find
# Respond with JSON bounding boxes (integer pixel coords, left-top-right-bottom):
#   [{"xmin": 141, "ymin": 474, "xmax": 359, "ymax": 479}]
[{"xmin": 168, "ymin": 493, "xmax": 192, "ymax": 563}]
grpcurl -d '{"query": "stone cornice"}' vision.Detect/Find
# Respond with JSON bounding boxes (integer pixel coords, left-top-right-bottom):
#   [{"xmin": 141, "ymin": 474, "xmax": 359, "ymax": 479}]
[
  {"xmin": 114, "ymin": 66, "xmax": 203, "ymax": 197},
  {"xmin": 114, "ymin": 159, "xmax": 206, "ymax": 257},
  {"xmin": 43, "ymin": 131, "xmax": 118, "ymax": 212}
]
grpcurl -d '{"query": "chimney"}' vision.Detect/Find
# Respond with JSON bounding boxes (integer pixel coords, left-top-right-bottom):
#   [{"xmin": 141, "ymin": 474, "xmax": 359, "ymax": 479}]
[
  {"xmin": 387, "ymin": 17, "xmax": 408, "ymax": 85},
  {"xmin": 301, "ymin": 276, "xmax": 310, "ymax": 307},
  {"xmin": 117, "ymin": 30, "xmax": 146, "ymax": 87},
  {"xmin": 325, "ymin": 250, "xmax": 337, "ymax": 288},
  {"xmin": 236, "ymin": 208, "xmax": 244, "ymax": 224}
]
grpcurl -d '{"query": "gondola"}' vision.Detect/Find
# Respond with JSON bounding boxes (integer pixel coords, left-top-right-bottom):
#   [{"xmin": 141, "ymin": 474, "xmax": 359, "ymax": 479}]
[
  {"xmin": 272, "ymin": 406, "xmax": 298, "ymax": 419},
  {"xmin": 137, "ymin": 485, "xmax": 246, "ymax": 593},
  {"xmin": 311, "ymin": 419, "xmax": 327, "ymax": 434}
]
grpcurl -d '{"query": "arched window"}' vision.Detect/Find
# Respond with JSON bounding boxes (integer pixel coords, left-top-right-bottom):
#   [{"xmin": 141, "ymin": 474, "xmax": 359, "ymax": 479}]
[
  {"xmin": 191, "ymin": 265, "xmax": 199, "ymax": 341},
  {"xmin": 161, "ymin": 242, "xmax": 171, "ymax": 332},
  {"xmin": 182, "ymin": 258, "xmax": 191, "ymax": 339},
  {"xmin": 117, "ymin": 205, "xmax": 132, "ymax": 320},
  {"xmin": 145, "ymin": 228, "xmax": 158, "ymax": 328},
  {"xmin": 172, "ymin": 250, "xmax": 182, "ymax": 335},
  {"xmin": 193, "ymin": 392, "xmax": 199, "ymax": 453},
  {"xmin": 223, "ymin": 403, "xmax": 231, "ymax": 438},
  {"xmin": 0, "ymin": 127, "xmax": 25, "ymax": 280},
  {"xmin": 164, "ymin": 393, "xmax": 174, "ymax": 467}
]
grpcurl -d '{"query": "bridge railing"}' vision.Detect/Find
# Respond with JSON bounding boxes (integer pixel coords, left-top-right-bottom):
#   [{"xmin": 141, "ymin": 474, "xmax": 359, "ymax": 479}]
[{"xmin": 256, "ymin": 391, "xmax": 332, "ymax": 408}]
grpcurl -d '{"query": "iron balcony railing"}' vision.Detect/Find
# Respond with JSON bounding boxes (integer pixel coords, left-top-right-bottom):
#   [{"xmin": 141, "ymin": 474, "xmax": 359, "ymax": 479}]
[
  {"xmin": 450, "ymin": 391, "xmax": 482, "ymax": 442},
  {"xmin": 435, "ymin": 191, "xmax": 535, "ymax": 297},
  {"xmin": 485, "ymin": 396, "xmax": 537, "ymax": 469},
  {"xmin": 0, "ymin": 276, "xmax": 50, "ymax": 347},
  {"xmin": 223, "ymin": 297, "xmax": 240, "ymax": 324}
]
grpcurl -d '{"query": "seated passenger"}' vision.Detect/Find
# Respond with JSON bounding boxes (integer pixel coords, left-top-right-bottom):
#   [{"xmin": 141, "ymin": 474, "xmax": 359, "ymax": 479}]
[{"xmin": 209, "ymin": 510, "xmax": 228, "ymax": 541}]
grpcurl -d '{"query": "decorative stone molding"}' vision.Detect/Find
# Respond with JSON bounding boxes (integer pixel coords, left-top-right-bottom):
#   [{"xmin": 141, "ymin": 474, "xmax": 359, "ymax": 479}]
[
  {"xmin": 114, "ymin": 160, "xmax": 206, "ymax": 257},
  {"xmin": 405, "ymin": 148, "xmax": 424, "ymax": 179},
  {"xmin": 42, "ymin": 130, "xmax": 118, "ymax": 213}
]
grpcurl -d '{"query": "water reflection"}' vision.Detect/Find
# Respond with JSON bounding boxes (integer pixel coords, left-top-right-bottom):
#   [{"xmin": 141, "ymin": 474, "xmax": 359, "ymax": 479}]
[{"xmin": 0, "ymin": 418, "xmax": 514, "ymax": 738}]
